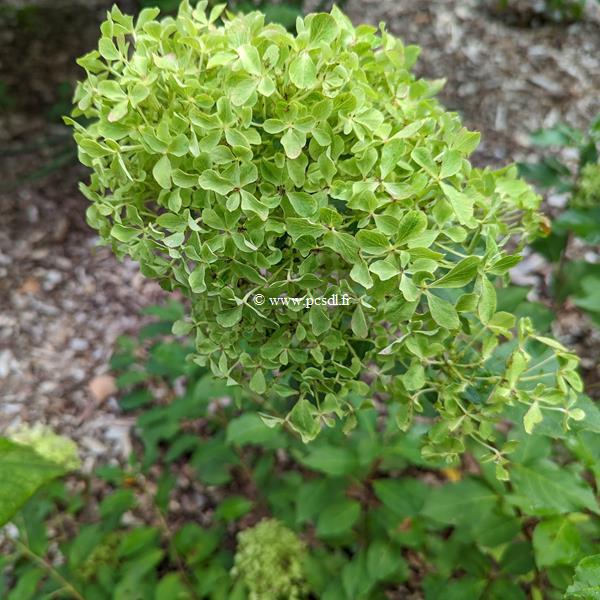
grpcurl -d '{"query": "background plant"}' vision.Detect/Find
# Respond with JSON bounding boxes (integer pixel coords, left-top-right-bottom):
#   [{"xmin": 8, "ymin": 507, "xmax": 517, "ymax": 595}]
[
  {"xmin": 492, "ymin": 0, "xmax": 596, "ymax": 23},
  {"xmin": 519, "ymin": 114, "xmax": 600, "ymax": 327},
  {"xmin": 1, "ymin": 308, "xmax": 599, "ymax": 599}
]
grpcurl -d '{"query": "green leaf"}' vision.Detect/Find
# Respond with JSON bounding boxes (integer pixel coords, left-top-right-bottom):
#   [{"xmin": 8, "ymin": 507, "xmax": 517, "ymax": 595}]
[
  {"xmin": 188, "ymin": 266, "xmax": 206, "ymax": 293},
  {"xmin": 0, "ymin": 439, "xmax": 66, "ymax": 527},
  {"xmin": 111, "ymin": 224, "xmax": 140, "ymax": 242},
  {"xmin": 289, "ymin": 53, "xmax": 316, "ymax": 89},
  {"xmin": 301, "ymin": 446, "xmax": 356, "ymax": 476},
  {"xmin": 427, "ymin": 293, "xmax": 459, "ymax": 329},
  {"xmin": 397, "ymin": 210, "xmax": 428, "ymax": 245},
  {"xmin": 487, "ymin": 580, "xmax": 527, "ymax": 600},
  {"xmin": 226, "ymin": 413, "xmax": 280, "ymax": 446},
  {"xmin": 309, "ymin": 13, "xmax": 339, "ymax": 45},
  {"xmin": 511, "ymin": 461, "xmax": 599, "ymax": 515},
  {"xmin": 240, "ymin": 190, "xmax": 269, "ymax": 221},
  {"xmin": 99, "ymin": 38, "xmax": 120, "ymax": 61},
  {"xmin": 287, "ymin": 191, "xmax": 318, "ymax": 217},
  {"xmin": 323, "ymin": 231, "xmax": 359, "ymax": 262},
  {"xmin": 369, "ymin": 260, "xmax": 399, "ymax": 281},
  {"xmin": 230, "ymin": 75, "xmax": 257, "ymax": 106},
  {"xmin": 356, "ymin": 230, "xmax": 389, "ymax": 255},
  {"xmin": 215, "ymin": 496, "xmax": 253, "ymax": 522},
  {"xmin": 439, "ymin": 149, "xmax": 462, "ymax": 179},
  {"xmin": 286, "ymin": 218, "xmax": 325, "ymax": 241},
  {"xmin": 439, "ymin": 182, "xmax": 474, "ymax": 225},
  {"xmin": 411, "ymin": 146, "xmax": 437, "ymax": 176},
  {"xmin": 351, "ymin": 305, "xmax": 368, "ymax": 338},
  {"xmin": 108, "ymin": 100, "xmax": 128, "ymax": 123},
  {"xmin": 97, "ymin": 80, "xmax": 126, "ymax": 100},
  {"xmin": 129, "ymin": 83, "xmax": 149, "ymax": 106},
  {"xmin": 373, "ymin": 478, "xmax": 427, "ymax": 517},
  {"xmin": 489, "ymin": 255, "xmax": 522, "ymax": 275},
  {"xmin": 163, "ymin": 232, "xmax": 184, "ymax": 248},
  {"xmin": 249, "ymin": 369, "xmax": 266, "ymax": 394},
  {"xmin": 531, "ymin": 124, "xmax": 580, "ymax": 147},
  {"xmin": 237, "ymin": 44, "xmax": 262, "ymax": 76},
  {"xmin": 152, "ymin": 155, "xmax": 172, "ymax": 189},
  {"xmin": 399, "ymin": 273, "xmax": 420, "ymax": 302},
  {"xmin": 253, "ymin": 70, "xmax": 274, "ymax": 94},
  {"xmin": 478, "ymin": 276, "xmax": 497, "ymax": 323},
  {"xmin": 523, "ymin": 401, "xmax": 543, "ymax": 434},
  {"xmin": 317, "ymin": 499, "xmax": 361, "ymax": 537},
  {"xmin": 350, "ymin": 259, "xmax": 374, "ymax": 289},
  {"xmin": 500, "ymin": 541, "xmax": 535, "ymax": 576},
  {"xmin": 155, "ymin": 573, "xmax": 189, "ymax": 600},
  {"xmin": 309, "ymin": 307, "xmax": 331, "ymax": 336},
  {"xmin": 566, "ymin": 554, "xmax": 600, "ymax": 599},
  {"xmin": 367, "ymin": 540, "xmax": 407, "ymax": 582},
  {"xmin": 341, "ymin": 553, "xmax": 372, "ymax": 599},
  {"xmin": 430, "ymin": 256, "xmax": 480, "ymax": 288},
  {"xmin": 171, "ymin": 319, "xmax": 193, "ymax": 335},
  {"xmin": 402, "ymin": 362, "xmax": 425, "ymax": 391},
  {"xmin": 263, "ymin": 119, "xmax": 286, "ymax": 134},
  {"xmin": 216, "ymin": 306, "xmax": 243, "ymax": 328},
  {"xmin": 287, "ymin": 399, "xmax": 320, "ymax": 443},
  {"xmin": 199, "ymin": 169, "xmax": 235, "ymax": 195},
  {"xmin": 533, "ymin": 517, "xmax": 581, "ymax": 568},
  {"xmin": 466, "ymin": 510, "xmax": 521, "ymax": 548},
  {"xmin": 381, "ymin": 139, "xmax": 405, "ymax": 179},
  {"xmin": 422, "ymin": 479, "xmax": 498, "ymax": 526},
  {"xmin": 281, "ymin": 128, "xmax": 305, "ymax": 159},
  {"xmin": 118, "ymin": 527, "xmax": 160, "ymax": 557}
]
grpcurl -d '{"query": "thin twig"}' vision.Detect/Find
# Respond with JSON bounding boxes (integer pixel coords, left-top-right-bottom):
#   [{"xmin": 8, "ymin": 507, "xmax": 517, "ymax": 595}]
[{"xmin": 13, "ymin": 538, "xmax": 85, "ymax": 600}]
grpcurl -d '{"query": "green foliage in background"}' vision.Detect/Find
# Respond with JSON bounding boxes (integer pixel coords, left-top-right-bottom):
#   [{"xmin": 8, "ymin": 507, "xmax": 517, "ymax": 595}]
[
  {"xmin": 519, "ymin": 115, "xmax": 600, "ymax": 326},
  {"xmin": 138, "ymin": 0, "xmax": 305, "ymax": 30},
  {"xmin": 1, "ymin": 310, "xmax": 599, "ymax": 599},
  {"xmin": 494, "ymin": 0, "xmax": 592, "ymax": 23},
  {"xmin": 66, "ymin": 2, "xmax": 590, "ymax": 469}
]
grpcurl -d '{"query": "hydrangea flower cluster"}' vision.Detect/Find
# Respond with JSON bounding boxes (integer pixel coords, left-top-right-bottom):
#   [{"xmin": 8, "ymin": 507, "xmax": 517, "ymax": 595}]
[
  {"xmin": 232, "ymin": 519, "xmax": 307, "ymax": 600},
  {"xmin": 68, "ymin": 2, "xmax": 583, "ymax": 468},
  {"xmin": 572, "ymin": 162, "xmax": 600, "ymax": 209}
]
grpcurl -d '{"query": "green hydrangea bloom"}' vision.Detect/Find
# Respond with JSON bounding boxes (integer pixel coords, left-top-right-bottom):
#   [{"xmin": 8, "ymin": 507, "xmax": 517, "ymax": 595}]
[
  {"xmin": 68, "ymin": 1, "xmax": 584, "ymax": 466},
  {"xmin": 572, "ymin": 162, "xmax": 600, "ymax": 209},
  {"xmin": 232, "ymin": 519, "xmax": 308, "ymax": 600},
  {"xmin": 8, "ymin": 424, "xmax": 80, "ymax": 470}
]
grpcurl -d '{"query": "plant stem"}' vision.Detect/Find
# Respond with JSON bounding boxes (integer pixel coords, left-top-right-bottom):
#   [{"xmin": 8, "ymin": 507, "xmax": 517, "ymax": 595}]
[
  {"xmin": 13, "ymin": 538, "xmax": 85, "ymax": 600},
  {"xmin": 154, "ymin": 508, "xmax": 199, "ymax": 599}
]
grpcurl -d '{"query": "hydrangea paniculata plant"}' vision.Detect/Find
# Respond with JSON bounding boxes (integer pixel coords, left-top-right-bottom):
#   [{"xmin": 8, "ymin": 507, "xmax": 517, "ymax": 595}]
[{"xmin": 68, "ymin": 2, "xmax": 584, "ymax": 472}]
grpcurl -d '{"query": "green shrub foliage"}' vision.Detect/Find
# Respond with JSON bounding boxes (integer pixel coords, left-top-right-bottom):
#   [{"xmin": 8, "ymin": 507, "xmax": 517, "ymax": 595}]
[{"xmin": 69, "ymin": 2, "xmax": 585, "ymax": 467}]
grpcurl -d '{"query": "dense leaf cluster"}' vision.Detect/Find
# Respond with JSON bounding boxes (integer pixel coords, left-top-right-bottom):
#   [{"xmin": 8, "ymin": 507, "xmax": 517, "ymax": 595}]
[
  {"xmin": 573, "ymin": 163, "xmax": 600, "ymax": 209},
  {"xmin": 232, "ymin": 519, "xmax": 307, "ymax": 599},
  {"xmin": 68, "ymin": 2, "xmax": 585, "ymax": 465}
]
